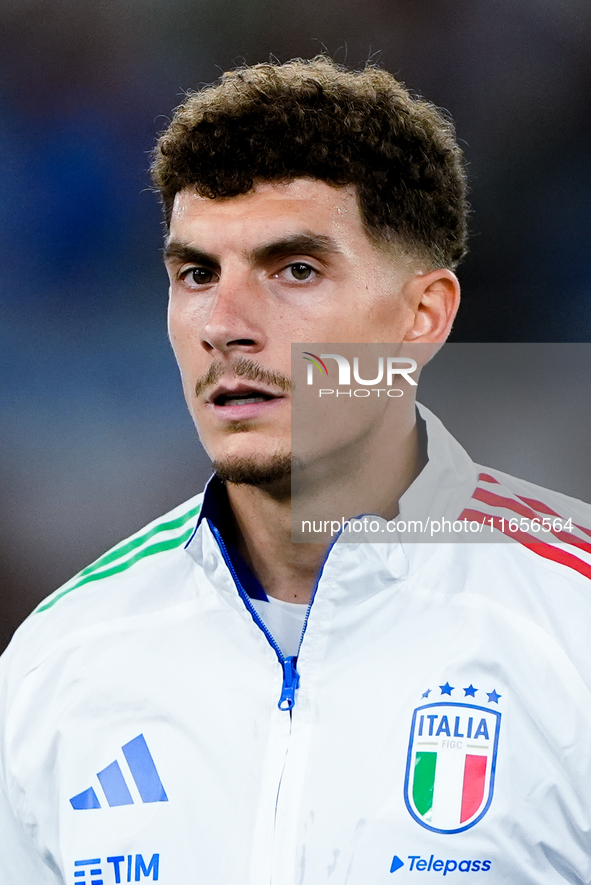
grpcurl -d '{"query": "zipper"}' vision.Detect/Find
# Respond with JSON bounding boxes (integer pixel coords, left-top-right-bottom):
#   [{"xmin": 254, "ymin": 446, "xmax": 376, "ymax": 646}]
[
  {"xmin": 292, "ymin": 529, "xmax": 339, "ymax": 655},
  {"xmin": 209, "ymin": 519, "xmax": 339, "ymax": 712},
  {"xmin": 278, "ymin": 656, "xmax": 299, "ymax": 710},
  {"xmin": 209, "ymin": 522, "xmax": 301, "ymax": 710}
]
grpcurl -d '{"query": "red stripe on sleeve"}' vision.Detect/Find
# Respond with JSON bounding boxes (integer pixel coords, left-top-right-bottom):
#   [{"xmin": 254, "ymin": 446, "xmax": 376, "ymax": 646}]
[
  {"xmin": 516, "ymin": 495, "xmax": 560, "ymax": 517},
  {"xmin": 460, "ymin": 509, "xmax": 591, "ymax": 581},
  {"xmin": 516, "ymin": 495, "xmax": 591, "ymax": 540},
  {"xmin": 472, "ymin": 488, "xmax": 591, "ymax": 551},
  {"xmin": 477, "ymin": 474, "xmax": 591, "ymax": 539},
  {"xmin": 478, "ymin": 473, "xmax": 500, "ymax": 484}
]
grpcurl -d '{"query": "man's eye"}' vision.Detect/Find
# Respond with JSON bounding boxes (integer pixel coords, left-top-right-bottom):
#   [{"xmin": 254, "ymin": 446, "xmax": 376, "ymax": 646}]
[
  {"xmin": 287, "ymin": 263, "xmax": 315, "ymax": 281},
  {"xmin": 181, "ymin": 267, "xmax": 216, "ymax": 285}
]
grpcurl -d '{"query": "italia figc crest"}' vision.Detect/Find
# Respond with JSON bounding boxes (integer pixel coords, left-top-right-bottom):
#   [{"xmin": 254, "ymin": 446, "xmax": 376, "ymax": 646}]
[{"xmin": 404, "ymin": 683, "xmax": 501, "ymax": 834}]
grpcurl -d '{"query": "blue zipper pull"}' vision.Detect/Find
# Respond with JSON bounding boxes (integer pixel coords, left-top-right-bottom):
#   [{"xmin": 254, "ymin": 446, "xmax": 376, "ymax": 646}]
[{"xmin": 278, "ymin": 656, "xmax": 300, "ymax": 710}]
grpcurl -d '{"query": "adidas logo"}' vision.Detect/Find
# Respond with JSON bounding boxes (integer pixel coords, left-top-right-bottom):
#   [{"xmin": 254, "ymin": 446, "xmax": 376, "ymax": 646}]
[{"xmin": 70, "ymin": 734, "xmax": 168, "ymax": 810}]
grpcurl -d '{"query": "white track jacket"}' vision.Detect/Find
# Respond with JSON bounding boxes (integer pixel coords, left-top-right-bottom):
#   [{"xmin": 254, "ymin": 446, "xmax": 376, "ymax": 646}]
[{"xmin": 2, "ymin": 406, "xmax": 591, "ymax": 884}]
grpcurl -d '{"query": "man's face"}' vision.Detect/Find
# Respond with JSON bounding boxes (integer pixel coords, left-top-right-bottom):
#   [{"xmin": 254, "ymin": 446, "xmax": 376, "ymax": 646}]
[{"xmin": 165, "ymin": 178, "xmax": 421, "ymax": 484}]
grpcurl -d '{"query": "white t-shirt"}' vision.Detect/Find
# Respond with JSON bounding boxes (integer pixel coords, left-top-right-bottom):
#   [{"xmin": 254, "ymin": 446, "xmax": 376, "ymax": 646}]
[{"xmin": 250, "ymin": 596, "xmax": 308, "ymax": 658}]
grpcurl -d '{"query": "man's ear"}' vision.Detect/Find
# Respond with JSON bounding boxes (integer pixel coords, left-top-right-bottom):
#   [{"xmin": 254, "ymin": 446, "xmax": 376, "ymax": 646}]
[{"xmin": 402, "ymin": 269, "xmax": 461, "ymax": 343}]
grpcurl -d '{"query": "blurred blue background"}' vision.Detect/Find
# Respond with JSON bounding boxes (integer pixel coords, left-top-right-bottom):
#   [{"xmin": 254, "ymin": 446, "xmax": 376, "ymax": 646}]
[{"xmin": 2, "ymin": 0, "xmax": 591, "ymax": 650}]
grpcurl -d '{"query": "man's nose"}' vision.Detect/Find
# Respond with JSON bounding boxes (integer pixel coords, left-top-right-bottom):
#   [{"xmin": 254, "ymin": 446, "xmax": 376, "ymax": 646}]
[{"xmin": 201, "ymin": 273, "xmax": 266, "ymax": 355}]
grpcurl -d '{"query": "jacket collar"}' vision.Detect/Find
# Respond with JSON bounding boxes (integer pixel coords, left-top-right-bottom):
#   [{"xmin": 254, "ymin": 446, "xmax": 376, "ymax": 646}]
[
  {"xmin": 193, "ymin": 475, "xmax": 268, "ymax": 600},
  {"xmin": 399, "ymin": 403, "xmax": 478, "ymax": 524}
]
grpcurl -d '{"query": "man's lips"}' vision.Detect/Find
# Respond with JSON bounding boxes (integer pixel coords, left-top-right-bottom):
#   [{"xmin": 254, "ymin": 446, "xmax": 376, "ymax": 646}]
[
  {"xmin": 207, "ymin": 382, "xmax": 285, "ymax": 406},
  {"xmin": 204, "ymin": 383, "xmax": 287, "ymax": 419},
  {"xmin": 216, "ymin": 393, "xmax": 271, "ymax": 406}
]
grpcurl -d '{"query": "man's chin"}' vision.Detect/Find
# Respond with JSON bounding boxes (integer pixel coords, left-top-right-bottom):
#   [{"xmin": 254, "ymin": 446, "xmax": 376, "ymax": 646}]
[{"xmin": 212, "ymin": 453, "xmax": 292, "ymax": 489}]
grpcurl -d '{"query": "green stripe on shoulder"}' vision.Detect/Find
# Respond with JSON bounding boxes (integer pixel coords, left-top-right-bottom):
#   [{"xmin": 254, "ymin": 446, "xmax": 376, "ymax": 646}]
[
  {"xmin": 79, "ymin": 503, "xmax": 201, "ymax": 578},
  {"xmin": 35, "ymin": 502, "xmax": 201, "ymax": 614}
]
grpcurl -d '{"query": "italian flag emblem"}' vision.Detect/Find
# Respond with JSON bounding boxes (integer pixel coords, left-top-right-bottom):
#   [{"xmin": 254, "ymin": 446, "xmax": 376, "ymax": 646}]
[{"xmin": 404, "ymin": 695, "xmax": 501, "ymax": 834}]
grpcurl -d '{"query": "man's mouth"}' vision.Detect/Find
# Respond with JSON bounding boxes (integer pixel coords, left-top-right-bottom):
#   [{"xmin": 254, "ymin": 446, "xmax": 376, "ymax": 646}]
[
  {"xmin": 214, "ymin": 391, "xmax": 276, "ymax": 407},
  {"xmin": 208, "ymin": 382, "xmax": 284, "ymax": 410}
]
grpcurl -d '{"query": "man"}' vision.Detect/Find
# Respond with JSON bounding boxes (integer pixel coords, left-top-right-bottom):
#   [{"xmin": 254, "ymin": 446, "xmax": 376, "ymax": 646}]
[{"xmin": 1, "ymin": 57, "xmax": 591, "ymax": 884}]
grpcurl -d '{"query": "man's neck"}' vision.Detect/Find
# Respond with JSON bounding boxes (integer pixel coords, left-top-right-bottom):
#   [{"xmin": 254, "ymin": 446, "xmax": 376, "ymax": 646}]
[{"xmin": 225, "ymin": 407, "xmax": 425, "ymax": 605}]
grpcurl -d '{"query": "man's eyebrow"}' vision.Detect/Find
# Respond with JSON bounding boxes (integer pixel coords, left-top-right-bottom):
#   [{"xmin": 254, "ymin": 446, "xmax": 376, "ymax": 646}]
[
  {"xmin": 247, "ymin": 233, "xmax": 341, "ymax": 263},
  {"xmin": 163, "ymin": 241, "xmax": 217, "ymax": 266},
  {"xmin": 163, "ymin": 233, "xmax": 341, "ymax": 267}
]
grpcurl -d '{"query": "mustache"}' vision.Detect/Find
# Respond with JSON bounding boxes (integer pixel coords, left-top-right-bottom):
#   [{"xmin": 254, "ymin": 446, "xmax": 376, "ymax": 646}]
[{"xmin": 194, "ymin": 357, "xmax": 293, "ymax": 398}]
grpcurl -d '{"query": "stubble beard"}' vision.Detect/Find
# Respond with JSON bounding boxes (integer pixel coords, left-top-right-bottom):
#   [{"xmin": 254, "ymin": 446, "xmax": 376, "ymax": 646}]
[{"xmin": 212, "ymin": 450, "xmax": 292, "ymax": 491}]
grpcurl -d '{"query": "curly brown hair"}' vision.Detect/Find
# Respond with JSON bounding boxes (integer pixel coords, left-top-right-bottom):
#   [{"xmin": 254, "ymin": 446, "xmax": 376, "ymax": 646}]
[{"xmin": 151, "ymin": 57, "xmax": 469, "ymax": 269}]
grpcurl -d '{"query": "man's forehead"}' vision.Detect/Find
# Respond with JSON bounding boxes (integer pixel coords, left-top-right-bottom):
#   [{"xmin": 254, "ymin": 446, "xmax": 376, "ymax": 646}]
[{"xmin": 169, "ymin": 179, "xmax": 360, "ymax": 231}]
